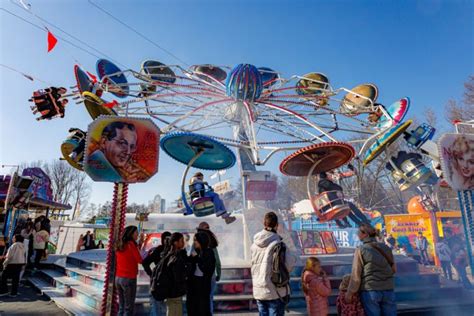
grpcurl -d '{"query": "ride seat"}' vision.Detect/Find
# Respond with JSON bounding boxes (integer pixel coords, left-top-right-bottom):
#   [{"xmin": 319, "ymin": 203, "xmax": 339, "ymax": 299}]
[
  {"xmin": 312, "ymin": 190, "xmax": 351, "ymax": 222},
  {"xmin": 189, "ymin": 182, "xmax": 206, "ymax": 200},
  {"xmin": 391, "ymin": 158, "xmax": 433, "ymax": 191},
  {"xmin": 69, "ymin": 130, "xmax": 86, "ymax": 142},
  {"xmin": 192, "ymin": 197, "xmax": 215, "ymax": 217}
]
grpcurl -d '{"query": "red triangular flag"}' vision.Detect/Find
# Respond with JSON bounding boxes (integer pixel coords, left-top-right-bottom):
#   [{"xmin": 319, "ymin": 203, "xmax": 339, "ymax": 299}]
[{"xmin": 46, "ymin": 28, "xmax": 58, "ymax": 52}]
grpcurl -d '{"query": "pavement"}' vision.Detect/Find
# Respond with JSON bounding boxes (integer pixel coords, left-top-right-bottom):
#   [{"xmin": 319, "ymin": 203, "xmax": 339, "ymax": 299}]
[{"xmin": 0, "ymin": 281, "xmax": 67, "ymax": 316}]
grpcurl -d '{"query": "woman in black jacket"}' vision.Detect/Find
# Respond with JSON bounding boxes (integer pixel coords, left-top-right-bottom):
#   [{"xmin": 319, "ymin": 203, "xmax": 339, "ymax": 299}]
[
  {"xmin": 165, "ymin": 232, "xmax": 188, "ymax": 316},
  {"xmin": 186, "ymin": 232, "xmax": 216, "ymax": 316}
]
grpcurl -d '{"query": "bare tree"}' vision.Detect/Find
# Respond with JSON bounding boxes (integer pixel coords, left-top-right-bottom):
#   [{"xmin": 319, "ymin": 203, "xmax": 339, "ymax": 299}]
[
  {"xmin": 445, "ymin": 75, "xmax": 474, "ymax": 133},
  {"xmin": 463, "ymin": 75, "xmax": 474, "ymax": 105},
  {"xmin": 70, "ymin": 171, "xmax": 91, "ymax": 219},
  {"xmin": 425, "ymin": 108, "xmax": 438, "ymax": 128}
]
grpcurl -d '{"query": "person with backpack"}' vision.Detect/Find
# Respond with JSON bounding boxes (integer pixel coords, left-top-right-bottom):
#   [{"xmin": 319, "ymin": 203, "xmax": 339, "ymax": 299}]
[
  {"xmin": 250, "ymin": 212, "xmax": 297, "ymax": 316},
  {"xmin": 345, "ymin": 224, "xmax": 396, "ymax": 316},
  {"xmin": 186, "ymin": 231, "xmax": 216, "ymax": 316},
  {"xmin": 150, "ymin": 232, "xmax": 188, "ymax": 316},
  {"xmin": 115, "ymin": 226, "xmax": 143, "ymax": 316},
  {"xmin": 196, "ymin": 221, "xmax": 221, "ymax": 314},
  {"xmin": 144, "ymin": 231, "xmax": 172, "ymax": 316},
  {"xmin": 301, "ymin": 257, "xmax": 331, "ymax": 316}
]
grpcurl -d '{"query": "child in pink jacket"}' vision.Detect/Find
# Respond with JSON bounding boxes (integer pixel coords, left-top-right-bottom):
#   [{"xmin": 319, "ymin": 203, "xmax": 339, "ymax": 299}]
[{"xmin": 302, "ymin": 257, "xmax": 332, "ymax": 316}]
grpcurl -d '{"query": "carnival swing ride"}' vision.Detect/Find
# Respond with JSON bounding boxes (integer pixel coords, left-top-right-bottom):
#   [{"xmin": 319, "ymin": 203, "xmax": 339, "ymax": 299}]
[
  {"xmin": 31, "ymin": 59, "xmax": 442, "ymax": 218},
  {"xmin": 29, "ymin": 59, "xmax": 442, "ymax": 314}
]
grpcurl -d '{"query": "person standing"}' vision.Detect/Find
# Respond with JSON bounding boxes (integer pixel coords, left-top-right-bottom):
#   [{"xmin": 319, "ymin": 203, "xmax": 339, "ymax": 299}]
[
  {"xmin": 83, "ymin": 231, "xmax": 94, "ymax": 250},
  {"xmin": 196, "ymin": 222, "xmax": 221, "ymax": 314},
  {"xmin": 33, "ymin": 224, "xmax": 49, "ymax": 270},
  {"xmin": 336, "ymin": 275, "xmax": 365, "ymax": 316},
  {"xmin": 435, "ymin": 238, "xmax": 452, "ymax": 280},
  {"xmin": 76, "ymin": 234, "xmax": 85, "ymax": 252},
  {"xmin": 384, "ymin": 234, "xmax": 396, "ymax": 250},
  {"xmin": 250, "ymin": 212, "xmax": 297, "ymax": 316},
  {"xmin": 144, "ymin": 231, "xmax": 171, "ymax": 316},
  {"xmin": 90, "ymin": 232, "xmax": 97, "ymax": 249},
  {"xmin": 0, "ymin": 235, "xmax": 26, "ymax": 297},
  {"xmin": 115, "ymin": 226, "xmax": 143, "ymax": 316},
  {"xmin": 20, "ymin": 222, "xmax": 34, "ymax": 264},
  {"xmin": 186, "ymin": 232, "xmax": 216, "ymax": 316},
  {"xmin": 415, "ymin": 232, "xmax": 429, "ymax": 265},
  {"xmin": 165, "ymin": 233, "xmax": 188, "ymax": 316},
  {"xmin": 451, "ymin": 244, "xmax": 472, "ymax": 289},
  {"xmin": 346, "ymin": 224, "xmax": 396, "ymax": 316},
  {"xmin": 301, "ymin": 257, "xmax": 331, "ymax": 316}
]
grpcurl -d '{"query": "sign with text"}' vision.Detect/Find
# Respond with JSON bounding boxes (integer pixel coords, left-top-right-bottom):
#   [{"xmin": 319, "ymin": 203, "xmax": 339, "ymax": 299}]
[
  {"xmin": 246, "ymin": 180, "xmax": 277, "ymax": 201},
  {"xmin": 385, "ymin": 214, "xmax": 435, "ymax": 260},
  {"xmin": 213, "ymin": 180, "xmax": 231, "ymax": 195}
]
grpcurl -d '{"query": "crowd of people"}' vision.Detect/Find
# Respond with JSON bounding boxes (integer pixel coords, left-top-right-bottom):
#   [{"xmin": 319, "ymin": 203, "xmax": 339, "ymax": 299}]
[
  {"xmin": 75, "ymin": 231, "xmax": 104, "ymax": 251},
  {"xmin": 383, "ymin": 230, "xmax": 472, "ymax": 289},
  {"xmin": 110, "ymin": 212, "xmax": 400, "ymax": 316},
  {"xmin": 0, "ymin": 215, "xmax": 51, "ymax": 297},
  {"xmin": 435, "ymin": 236, "xmax": 472, "ymax": 289},
  {"xmin": 299, "ymin": 223, "xmax": 396, "ymax": 316},
  {"xmin": 1, "ymin": 210, "xmax": 471, "ymax": 315},
  {"xmin": 114, "ymin": 221, "xmax": 221, "ymax": 316}
]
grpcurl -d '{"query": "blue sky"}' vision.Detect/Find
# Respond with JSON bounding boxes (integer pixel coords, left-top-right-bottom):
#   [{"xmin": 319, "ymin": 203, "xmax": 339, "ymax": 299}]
[{"xmin": 1, "ymin": 0, "xmax": 472, "ymax": 209}]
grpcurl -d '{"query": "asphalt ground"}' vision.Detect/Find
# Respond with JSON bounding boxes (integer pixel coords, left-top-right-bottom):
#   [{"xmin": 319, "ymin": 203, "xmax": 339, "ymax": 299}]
[{"xmin": 0, "ymin": 280, "xmax": 67, "ymax": 316}]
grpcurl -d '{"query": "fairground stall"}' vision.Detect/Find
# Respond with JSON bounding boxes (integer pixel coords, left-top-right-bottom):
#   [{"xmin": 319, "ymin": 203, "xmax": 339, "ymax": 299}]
[{"xmin": 0, "ymin": 167, "xmax": 71, "ymax": 251}]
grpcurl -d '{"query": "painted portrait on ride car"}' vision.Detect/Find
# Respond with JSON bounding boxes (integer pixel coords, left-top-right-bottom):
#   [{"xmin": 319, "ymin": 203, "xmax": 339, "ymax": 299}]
[
  {"xmin": 84, "ymin": 116, "xmax": 160, "ymax": 183},
  {"xmin": 300, "ymin": 231, "xmax": 324, "ymax": 255},
  {"xmin": 439, "ymin": 133, "xmax": 474, "ymax": 190}
]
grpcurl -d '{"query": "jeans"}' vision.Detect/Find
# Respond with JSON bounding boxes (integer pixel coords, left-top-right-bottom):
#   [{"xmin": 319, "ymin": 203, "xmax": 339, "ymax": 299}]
[
  {"xmin": 0, "ymin": 264, "xmax": 23, "ymax": 295},
  {"xmin": 360, "ymin": 290, "xmax": 397, "ymax": 316},
  {"xmin": 210, "ymin": 275, "xmax": 217, "ymax": 313},
  {"xmin": 206, "ymin": 191, "xmax": 226, "ymax": 214},
  {"xmin": 419, "ymin": 249, "xmax": 429, "ymax": 265},
  {"xmin": 34, "ymin": 249, "xmax": 45, "ymax": 269},
  {"xmin": 440, "ymin": 260, "xmax": 453, "ymax": 280},
  {"xmin": 166, "ymin": 296, "xmax": 183, "ymax": 316},
  {"xmin": 150, "ymin": 295, "xmax": 166, "ymax": 316},
  {"xmin": 115, "ymin": 277, "xmax": 137, "ymax": 316},
  {"xmin": 256, "ymin": 299, "xmax": 285, "ymax": 316},
  {"xmin": 348, "ymin": 202, "xmax": 371, "ymax": 225}
]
